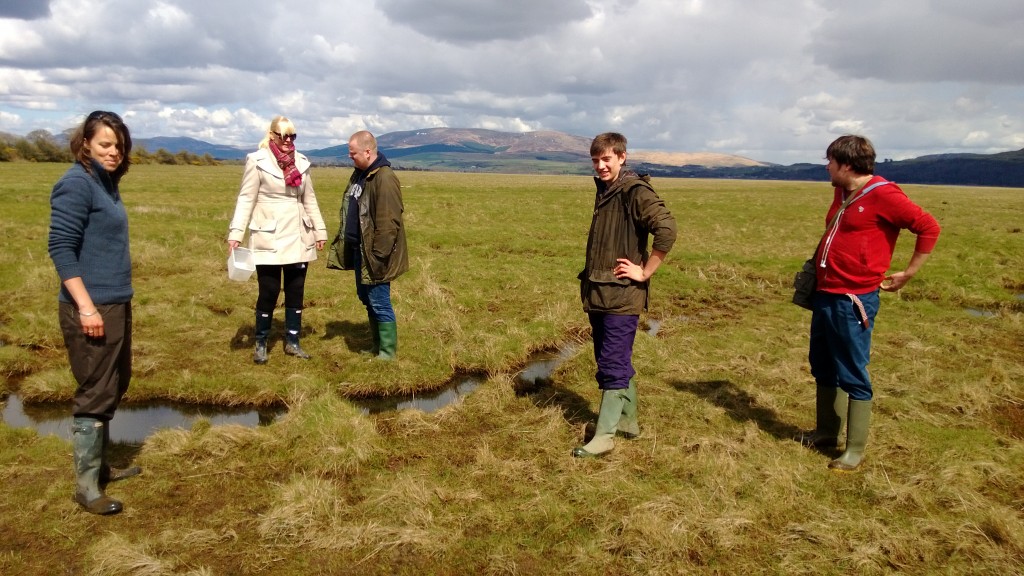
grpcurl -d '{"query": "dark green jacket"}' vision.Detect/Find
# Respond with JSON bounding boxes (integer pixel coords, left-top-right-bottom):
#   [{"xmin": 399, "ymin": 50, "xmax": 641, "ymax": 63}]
[
  {"xmin": 327, "ymin": 164, "xmax": 408, "ymax": 284},
  {"xmin": 579, "ymin": 170, "xmax": 677, "ymax": 314}
]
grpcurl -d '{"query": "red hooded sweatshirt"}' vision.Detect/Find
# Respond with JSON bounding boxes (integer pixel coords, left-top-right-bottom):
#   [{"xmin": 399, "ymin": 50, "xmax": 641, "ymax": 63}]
[{"xmin": 815, "ymin": 176, "xmax": 940, "ymax": 294}]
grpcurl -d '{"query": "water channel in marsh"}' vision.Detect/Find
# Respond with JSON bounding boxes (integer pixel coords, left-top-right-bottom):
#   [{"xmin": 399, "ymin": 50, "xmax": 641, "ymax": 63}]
[
  {"xmin": 0, "ymin": 394, "xmax": 284, "ymax": 444},
  {"xmin": 2, "ymin": 342, "xmax": 584, "ymax": 443}
]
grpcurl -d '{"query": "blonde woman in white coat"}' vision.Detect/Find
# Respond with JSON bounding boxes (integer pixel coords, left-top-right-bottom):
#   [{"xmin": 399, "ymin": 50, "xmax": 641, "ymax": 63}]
[{"xmin": 227, "ymin": 116, "xmax": 328, "ymax": 364}]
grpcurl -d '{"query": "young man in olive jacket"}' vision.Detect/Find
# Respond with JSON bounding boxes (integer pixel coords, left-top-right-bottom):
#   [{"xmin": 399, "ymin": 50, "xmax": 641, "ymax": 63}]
[
  {"xmin": 328, "ymin": 130, "xmax": 409, "ymax": 359},
  {"xmin": 574, "ymin": 132, "xmax": 677, "ymax": 458}
]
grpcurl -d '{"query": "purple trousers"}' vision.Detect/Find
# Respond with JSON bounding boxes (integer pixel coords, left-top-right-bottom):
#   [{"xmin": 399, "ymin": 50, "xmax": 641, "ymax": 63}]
[{"xmin": 588, "ymin": 312, "xmax": 638, "ymax": 390}]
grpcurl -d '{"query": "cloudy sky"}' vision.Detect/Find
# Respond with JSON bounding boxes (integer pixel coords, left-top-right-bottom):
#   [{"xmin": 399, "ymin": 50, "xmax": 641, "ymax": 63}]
[{"xmin": 1, "ymin": 0, "xmax": 1021, "ymax": 164}]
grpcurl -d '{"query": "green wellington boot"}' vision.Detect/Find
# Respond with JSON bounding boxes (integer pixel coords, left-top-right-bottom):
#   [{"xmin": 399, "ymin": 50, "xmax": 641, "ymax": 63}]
[
  {"xmin": 572, "ymin": 389, "xmax": 627, "ymax": 458},
  {"xmin": 617, "ymin": 378, "xmax": 641, "ymax": 439},
  {"xmin": 253, "ymin": 310, "xmax": 272, "ymax": 365},
  {"xmin": 376, "ymin": 321, "xmax": 398, "ymax": 361},
  {"xmin": 72, "ymin": 417, "xmax": 123, "ymax": 515},
  {"xmin": 829, "ymin": 399, "xmax": 872, "ymax": 472},
  {"xmin": 99, "ymin": 421, "xmax": 140, "ymax": 486},
  {"xmin": 283, "ymin": 307, "xmax": 311, "ymax": 359},
  {"xmin": 796, "ymin": 385, "xmax": 848, "ymax": 449},
  {"xmin": 364, "ymin": 318, "xmax": 381, "ymax": 355}
]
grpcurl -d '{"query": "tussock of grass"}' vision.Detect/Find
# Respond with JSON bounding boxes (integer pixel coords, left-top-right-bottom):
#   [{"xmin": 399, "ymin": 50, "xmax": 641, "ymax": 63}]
[
  {"xmin": 257, "ymin": 472, "xmax": 449, "ymax": 565},
  {"xmin": 85, "ymin": 532, "xmax": 171, "ymax": 576},
  {"xmin": 85, "ymin": 531, "xmax": 223, "ymax": 576}
]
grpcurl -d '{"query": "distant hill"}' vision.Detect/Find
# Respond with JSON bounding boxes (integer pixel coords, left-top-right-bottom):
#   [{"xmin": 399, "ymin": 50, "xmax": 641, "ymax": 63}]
[
  {"xmin": 635, "ymin": 148, "xmax": 1024, "ymax": 187},
  {"xmin": 62, "ymin": 129, "xmax": 1024, "ymax": 187},
  {"xmin": 305, "ymin": 128, "xmax": 597, "ymax": 174},
  {"xmin": 630, "ymin": 150, "xmax": 765, "ymax": 168},
  {"xmin": 304, "ymin": 128, "xmax": 763, "ymax": 175},
  {"xmin": 134, "ymin": 137, "xmax": 248, "ymax": 160}
]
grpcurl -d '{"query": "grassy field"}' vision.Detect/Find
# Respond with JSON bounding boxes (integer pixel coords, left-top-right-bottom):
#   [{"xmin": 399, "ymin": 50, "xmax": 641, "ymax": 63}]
[{"xmin": 1, "ymin": 163, "xmax": 1022, "ymax": 574}]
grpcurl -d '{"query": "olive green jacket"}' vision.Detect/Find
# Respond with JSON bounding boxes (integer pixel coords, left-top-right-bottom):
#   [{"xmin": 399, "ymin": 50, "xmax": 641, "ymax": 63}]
[
  {"xmin": 327, "ymin": 164, "xmax": 408, "ymax": 284},
  {"xmin": 579, "ymin": 170, "xmax": 677, "ymax": 314}
]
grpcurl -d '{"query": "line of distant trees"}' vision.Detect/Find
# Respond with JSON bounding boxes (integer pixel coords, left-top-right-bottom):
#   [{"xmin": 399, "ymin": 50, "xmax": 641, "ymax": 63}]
[{"xmin": 0, "ymin": 130, "xmax": 220, "ymax": 166}]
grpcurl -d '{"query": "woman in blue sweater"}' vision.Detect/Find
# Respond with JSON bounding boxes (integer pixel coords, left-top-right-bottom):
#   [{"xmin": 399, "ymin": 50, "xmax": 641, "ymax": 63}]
[{"xmin": 47, "ymin": 111, "xmax": 140, "ymax": 515}]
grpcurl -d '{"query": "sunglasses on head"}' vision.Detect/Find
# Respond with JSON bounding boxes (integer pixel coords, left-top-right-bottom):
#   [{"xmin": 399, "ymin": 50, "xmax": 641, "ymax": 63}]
[{"xmin": 272, "ymin": 131, "xmax": 298, "ymax": 142}]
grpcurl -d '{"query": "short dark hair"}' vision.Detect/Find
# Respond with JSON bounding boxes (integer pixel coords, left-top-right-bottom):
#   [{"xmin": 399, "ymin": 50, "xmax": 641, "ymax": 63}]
[
  {"xmin": 826, "ymin": 135, "xmax": 875, "ymax": 175},
  {"xmin": 590, "ymin": 132, "xmax": 627, "ymax": 157},
  {"xmin": 70, "ymin": 111, "xmax": 132, "ymax": 183}
]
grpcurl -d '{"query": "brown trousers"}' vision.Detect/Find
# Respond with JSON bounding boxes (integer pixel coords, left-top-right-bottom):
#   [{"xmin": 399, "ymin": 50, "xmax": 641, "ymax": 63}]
[{"xmin": 58, "ymin": 301, "xmax": 132, "ymax": 420}]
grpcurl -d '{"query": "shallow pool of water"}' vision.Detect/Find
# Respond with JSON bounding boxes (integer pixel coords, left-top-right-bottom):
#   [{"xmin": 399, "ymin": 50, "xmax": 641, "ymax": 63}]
[
  {"xmin": 1, "ymin": 395, "xmax": 282, "ymax": 444},
  {"xmin": 2, "ymin": 341, "xmax": 585, "ymax": 442},
  {"xmin": 351, "ymin": 376, "xmax": 483, "ymax": 415}
]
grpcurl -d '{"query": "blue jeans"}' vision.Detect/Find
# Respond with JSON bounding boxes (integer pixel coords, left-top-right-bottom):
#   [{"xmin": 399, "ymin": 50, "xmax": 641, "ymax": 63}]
[
  {"xmin": 808, "ymin": 290, "xmax": 880, "ymax": 401},
  {"xmin": 352, "ymin": 248, "xmax": 395, "ymax": 323},
  {"xmin": 589, "ymin": 312, "xmax": 638, "ymax": 390}
]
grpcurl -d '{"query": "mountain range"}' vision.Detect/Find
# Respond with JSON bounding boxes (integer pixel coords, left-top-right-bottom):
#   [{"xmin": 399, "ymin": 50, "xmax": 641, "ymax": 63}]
[{"xmin": 132, "ymin": 128, "xmax": 1024, "ymax": 187}]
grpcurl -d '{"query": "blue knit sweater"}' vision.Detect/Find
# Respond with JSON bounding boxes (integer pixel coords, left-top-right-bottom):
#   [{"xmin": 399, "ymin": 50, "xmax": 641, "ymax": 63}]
[{"xmin": 47, "ymin": 161, "xmax": 133, "ymax": 304}]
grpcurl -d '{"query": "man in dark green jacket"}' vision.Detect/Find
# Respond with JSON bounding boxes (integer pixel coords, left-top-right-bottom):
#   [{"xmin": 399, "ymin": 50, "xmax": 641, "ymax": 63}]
[
  {"xmin": 328, "ymin": 130, "xmax": 409, "ymax": 360},
  {"xmin": 573, "ymin": 132, "xmax": 677, "ymax": 458}
]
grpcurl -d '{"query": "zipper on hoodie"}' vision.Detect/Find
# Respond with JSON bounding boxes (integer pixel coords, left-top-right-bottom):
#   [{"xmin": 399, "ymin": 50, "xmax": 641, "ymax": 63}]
[{"xmin": 817, "ymin": 180, "xmax": 890, "ymax": 278}]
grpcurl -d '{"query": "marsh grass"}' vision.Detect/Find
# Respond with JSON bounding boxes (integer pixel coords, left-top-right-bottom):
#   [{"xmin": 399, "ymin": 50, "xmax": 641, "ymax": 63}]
[{"xmin": 1, "ymin": 164, "xmax": 1022, "ymax": 574}]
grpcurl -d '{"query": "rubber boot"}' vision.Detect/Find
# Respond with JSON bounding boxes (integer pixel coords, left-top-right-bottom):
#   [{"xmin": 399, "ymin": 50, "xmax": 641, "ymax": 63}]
[
  {"xmin": 376, "ymin": 321, "xmax": 397, "ymax": 361},
  {"xmin": 363, "ymin": 318, "xmax": 380, "ymax": 355},
  {"xmin": 829, "ymin": 399, "xmax": 872, "ymax": 472},
  {"xmin": 253, "ymin": 310, "xmax": 272, "ymax": 364},
  {"xmin": 572, "ymin": 389, "xmax": 627, "ymax": 458},
  {"xmin": 796, "ymin": 385, "xmax": 848, "ymax": 449},
  {"xmin": 618, "ymin": 378, "xmax": 640, "ymax": 439},
  {"xmin": 283, "ymin": 307, "xmax": 311, "ymax": 359},
  {"xmin": 72, "ymin": 417, "xmax": 122, "ymax": 515},
  {"xmin": 99, "ymin": 421, "xmax": 140, "ymax": 485}
]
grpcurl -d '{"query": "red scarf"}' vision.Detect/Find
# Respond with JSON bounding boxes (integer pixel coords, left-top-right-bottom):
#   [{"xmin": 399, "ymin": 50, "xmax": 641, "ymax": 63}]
[{"xmin": 269, "ymin": 139, "xmax": 302, "ymax": 187}]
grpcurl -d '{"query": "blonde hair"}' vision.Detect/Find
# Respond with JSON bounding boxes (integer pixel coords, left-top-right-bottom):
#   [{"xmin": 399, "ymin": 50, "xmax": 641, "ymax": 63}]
[{"xmin": 258, "ymin": 116, "xmax": 297, "ymax": 149}]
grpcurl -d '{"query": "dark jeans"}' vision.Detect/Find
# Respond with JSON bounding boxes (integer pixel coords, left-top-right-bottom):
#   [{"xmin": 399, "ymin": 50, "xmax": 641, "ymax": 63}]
[
  {"xmin": 59, "ymin": 301, "xmax": 132, "ymax": 421},
  {"xmin": 808, "ymin": 290, "xmax": 880, "ymax": 401},
  {"xmin": 256, "ymin": 263, "xmax": 308, "ymax": 312},
  {"xmin": 588, "ymin": 312, "xmax": 639, "ymax": 390}
]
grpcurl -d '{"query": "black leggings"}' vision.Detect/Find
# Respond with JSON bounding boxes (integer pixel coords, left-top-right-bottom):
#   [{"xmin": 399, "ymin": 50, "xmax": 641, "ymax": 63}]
[{"xmin": 255, "ymin": 263, "xmax": 308, "ymax": 312}]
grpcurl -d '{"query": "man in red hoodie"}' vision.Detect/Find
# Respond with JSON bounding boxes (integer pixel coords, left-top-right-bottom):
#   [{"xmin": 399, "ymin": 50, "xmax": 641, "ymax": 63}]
[{"xmin": 799, "ymin": 135, "xmax": 941, "ymax": 472}]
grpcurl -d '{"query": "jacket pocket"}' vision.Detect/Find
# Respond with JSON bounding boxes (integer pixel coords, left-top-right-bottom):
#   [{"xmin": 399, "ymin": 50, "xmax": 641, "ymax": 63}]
[
  {"xmin": 587, "ymin": 269, "xmax": 631, "ymax": 286},
  {"xmin": 364, "ymin": 249, "xmax": 387, "ymax": 281},
  {"xmin": 326, "ymin": 234, "xmax": 345, "ymax": 270},
  {"xmin": 249, "ymin": 219, "xmax": 278, "ymax": 251},
  {"xmin": 371, "ymin": 225, "xmax": 399, "ymax": 259},
  {"xmin": 581, "ymin": 269, "xmax": 633, "ymax": 311}
]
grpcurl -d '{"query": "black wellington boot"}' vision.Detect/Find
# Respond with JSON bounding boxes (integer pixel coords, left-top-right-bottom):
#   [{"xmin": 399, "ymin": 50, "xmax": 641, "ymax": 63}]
[
  {"xmin": 254, "ymin": 309, "xmax": 272, "ymax": 364},
  {"xmin": 283, "ymin": 307, "xmax": 311, "ymax": 359}
]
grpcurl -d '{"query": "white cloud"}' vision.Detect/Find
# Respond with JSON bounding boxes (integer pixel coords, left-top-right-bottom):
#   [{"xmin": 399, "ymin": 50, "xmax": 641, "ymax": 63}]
[
  {"xmin": 0, "ymin": 0, "xmax": 1021, "ymax": 163},
  {"xmin": 377, "ymin": 0, "xmax": 593, "ymax": 43}
]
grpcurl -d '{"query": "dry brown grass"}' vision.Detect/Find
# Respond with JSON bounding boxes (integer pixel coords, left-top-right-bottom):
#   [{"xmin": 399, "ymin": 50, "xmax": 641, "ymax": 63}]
[{"xmin": 1, "ymin": 166, "xmax": 1022, "ymax": 574}]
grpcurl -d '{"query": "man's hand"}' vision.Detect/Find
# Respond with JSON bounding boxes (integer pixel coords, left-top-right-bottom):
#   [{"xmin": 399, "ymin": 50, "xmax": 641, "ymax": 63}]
[
  {"xmin": 881, "ymin": 271, "xmax": 912, "ymax": 292},
  {"xmin": 614, "ymin": 258, "xmax": 646, "ymax": 282}
]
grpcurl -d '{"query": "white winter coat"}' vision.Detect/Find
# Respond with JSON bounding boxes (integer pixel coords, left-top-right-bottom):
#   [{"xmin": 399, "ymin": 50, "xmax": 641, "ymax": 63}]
[{"xmin": 227, "ymin": 148, "xmax": 328, "ymax": 265}]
